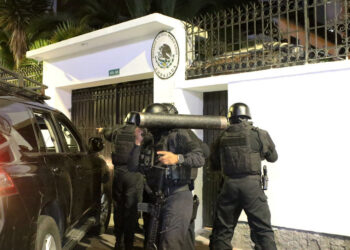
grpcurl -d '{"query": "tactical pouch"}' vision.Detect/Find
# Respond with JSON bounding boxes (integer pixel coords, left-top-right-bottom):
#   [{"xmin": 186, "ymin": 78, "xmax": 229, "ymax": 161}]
[
  {"xmin": 165, "ymin": 164, "xmax": 191, "ymax": 186},
  {"xmin": 113, "ymin": 125, "xmax": 135, "ymax": 165},
  {"xmin": 141, "ymin": 149, "xmax": 153, "ymax": 168}
]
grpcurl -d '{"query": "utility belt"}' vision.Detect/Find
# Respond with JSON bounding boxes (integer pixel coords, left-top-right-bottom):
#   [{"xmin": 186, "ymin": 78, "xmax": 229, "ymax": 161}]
[
  {"xmin": 163, "ymin": 184, "xmax": 189, "ymax": 197},
  {"xmin": 164, "ymin": 177, "xmax": 190, "ymax": 190}
]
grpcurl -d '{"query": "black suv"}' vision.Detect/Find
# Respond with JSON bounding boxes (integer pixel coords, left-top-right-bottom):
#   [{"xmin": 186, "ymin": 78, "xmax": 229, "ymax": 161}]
[{"xmin": 0, "ymin": 67, "xmax": 111, "ymax": 250}]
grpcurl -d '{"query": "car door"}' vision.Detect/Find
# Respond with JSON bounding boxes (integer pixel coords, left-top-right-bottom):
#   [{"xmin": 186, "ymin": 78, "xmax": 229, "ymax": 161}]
[
  {"xmin": 53, "ymin": 112, "xmax": 100, "ymax": 218},
  {"xmin": 32, "ymin": 110, "xmax": 83, "ymax": 226}
]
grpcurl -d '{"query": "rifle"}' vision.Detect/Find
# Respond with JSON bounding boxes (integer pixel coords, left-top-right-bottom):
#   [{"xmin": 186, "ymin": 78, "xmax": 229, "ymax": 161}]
[{"xmin": 138, "ymin": 135, "xmax": 168, "ymax": 250}]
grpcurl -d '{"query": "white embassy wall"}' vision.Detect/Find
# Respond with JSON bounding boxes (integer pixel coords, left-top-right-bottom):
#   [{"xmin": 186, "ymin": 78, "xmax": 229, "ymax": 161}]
[
  {"xmin": 191, "ymin": 60, "xmax": 350, "ymax": 237},
  {"xmin": 148, "ymin": 57, "xmax": 348, "ymax": 238}
]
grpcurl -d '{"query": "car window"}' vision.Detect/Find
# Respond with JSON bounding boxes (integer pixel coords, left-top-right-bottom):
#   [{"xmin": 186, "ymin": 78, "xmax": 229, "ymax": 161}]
[
  {"xmin": 0, "ymin": 100, "xmax": 39, "ymax": 153},
  {"xmin": 57, "ymin": 119, "xmax": 81, "ymax": 153},
  {"xmin": 33, "ymin": 112, "xmax": 60, "ymax": 153}
]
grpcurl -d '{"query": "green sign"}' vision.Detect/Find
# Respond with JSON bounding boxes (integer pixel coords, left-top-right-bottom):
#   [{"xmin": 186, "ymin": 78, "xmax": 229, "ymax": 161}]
[{"xmin": 109, "ymin": 68, "xmax": 120, "ymax": 76}]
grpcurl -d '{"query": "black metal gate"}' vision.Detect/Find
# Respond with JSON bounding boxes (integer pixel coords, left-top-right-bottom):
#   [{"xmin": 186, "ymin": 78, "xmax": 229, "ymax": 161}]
[
  {"xmin": 71, "ymin": 79, "xmax": 153, "ymax": 159},
  {"xmin": 203, "ymin": 90, "xmax": 228, "ymax": 227}
]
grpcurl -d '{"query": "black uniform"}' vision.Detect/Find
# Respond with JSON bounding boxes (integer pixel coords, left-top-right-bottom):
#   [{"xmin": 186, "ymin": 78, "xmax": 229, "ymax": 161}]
[
  {"xmin": 103, "ymin": 125, "xmax": 144, "ymax": 250},
  {"xmin": 130, "ymin": 129, "xmax": 205, "ymax": 250},
  {"xmin": 161, "ymin": 103, "xmax": 209, "ymax": 250},
  {"xmin": 184, "ymin": 129, "xmax": 209, "ymax": 250},
  {"xmin": 209, "ymin": 120, "xmax": 278, "ymax": 250}
]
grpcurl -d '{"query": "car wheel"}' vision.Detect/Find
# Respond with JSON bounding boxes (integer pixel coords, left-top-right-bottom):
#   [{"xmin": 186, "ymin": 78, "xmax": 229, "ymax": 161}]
[
  {"xmin": 91, "ymin": 186, "xmax": 111, "ymax": 235},
  {"xmin": 35, "ymin": 215, "xmax": 62, "ymax": 250}
]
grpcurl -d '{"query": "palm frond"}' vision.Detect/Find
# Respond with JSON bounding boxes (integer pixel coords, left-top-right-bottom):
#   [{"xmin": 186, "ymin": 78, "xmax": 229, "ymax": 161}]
[
  {"xmin": 27, "ymin": 12, "xmax": 74, "ymax": 41},
  {"xmin": 51, "ymin": 20, "xmax": 92, "ymax": 43},
  {"xmin": 29, "ymin": 39, "xmax": 52, "ymax": 50}
]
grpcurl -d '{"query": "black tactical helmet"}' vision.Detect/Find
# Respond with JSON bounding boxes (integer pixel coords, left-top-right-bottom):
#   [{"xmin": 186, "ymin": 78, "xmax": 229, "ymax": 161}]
[
  {"xmin": 124, "ymin": 111, "xmax": 138, "ymax": 125},
  {"xmin": 144, "ymin": 103, "xmax": 168, "ymax": 114},
  {"xmin": 143, "ymin": 103, "xmax": 168, "ymax": 135},
  {"xmin": 228, "ymin": 102, "xmax": 251, "ymax": 124},
  {"xmin": 162, "ymin": 103, "xmax": 178, "ymax": 114}
]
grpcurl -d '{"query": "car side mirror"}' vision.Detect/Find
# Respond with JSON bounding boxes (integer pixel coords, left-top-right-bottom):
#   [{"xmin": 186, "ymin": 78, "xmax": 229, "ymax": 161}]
[{"xmin": 88, "ymin": 137, "xmax": 104, "ymax": 153}]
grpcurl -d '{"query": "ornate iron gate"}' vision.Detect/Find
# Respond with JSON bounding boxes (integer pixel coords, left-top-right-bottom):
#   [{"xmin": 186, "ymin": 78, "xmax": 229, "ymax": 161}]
[
  {"xmin": 186, "ymin": 0, "xmax": 350, "ymax": 79},
  {"xmin": 203, "ymin": 90, "xmax": 228, "ymax": 227},
  {"xmin": 71, "ymin": 79, "xmax": 153, "ymax": 159}
]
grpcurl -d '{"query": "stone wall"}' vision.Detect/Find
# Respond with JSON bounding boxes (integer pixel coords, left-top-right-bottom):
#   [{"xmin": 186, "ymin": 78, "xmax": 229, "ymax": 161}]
[{"xmin": 198, "ymin": 223, "xmax": 350, "ymax": 250}]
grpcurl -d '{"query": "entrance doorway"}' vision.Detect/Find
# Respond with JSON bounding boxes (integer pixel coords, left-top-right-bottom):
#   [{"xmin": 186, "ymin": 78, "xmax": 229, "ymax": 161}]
[{"xmin": 203, "ymin": 90, "xmax": 228, "ymax": 227}]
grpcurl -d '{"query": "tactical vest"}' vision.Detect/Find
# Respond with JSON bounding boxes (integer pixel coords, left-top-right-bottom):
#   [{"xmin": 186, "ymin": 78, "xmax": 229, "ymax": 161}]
[
  {"xmin": 219, "ymin": 123, "xmax": 261, "ymax": 176},
  {"xmin": 140, "ymin": 131, "xmax": 191, "ymax": 189},
  {"xmin": 165, "ymin": 129, "xmax": 192, "ymax": 186},
  {"xmin": 111, "ymin": 125, "xmax": 135, "ymax": 166}
]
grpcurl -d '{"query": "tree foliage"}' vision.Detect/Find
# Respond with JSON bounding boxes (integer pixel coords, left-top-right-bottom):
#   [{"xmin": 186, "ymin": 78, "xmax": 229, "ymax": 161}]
[
  {"xmin": 0, "ymin": 0, "xmax": 254, "ymax": 70},
  {"xmin": 79, "ymin": 0, "xmax": 129, "ymax": 29},
  {"xmin": 0, "ymin": 0, "xmax": 52, "ymax": 68}
]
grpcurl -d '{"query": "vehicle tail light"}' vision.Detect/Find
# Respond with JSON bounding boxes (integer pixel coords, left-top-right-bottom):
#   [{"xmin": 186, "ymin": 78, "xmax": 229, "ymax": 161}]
[{"xmin": 0, "ymin": 169, "xmax": 17, "ymax": 196}]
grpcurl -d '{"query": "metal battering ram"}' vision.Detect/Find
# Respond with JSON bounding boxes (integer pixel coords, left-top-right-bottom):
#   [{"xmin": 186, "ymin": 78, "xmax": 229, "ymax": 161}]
[{"xmin": 135, "ymin": 113, "xmax": 228, "ymax": 130}]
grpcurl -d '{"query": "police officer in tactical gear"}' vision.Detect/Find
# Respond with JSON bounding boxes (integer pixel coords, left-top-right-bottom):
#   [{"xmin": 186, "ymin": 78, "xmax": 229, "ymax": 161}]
[
  {"xmin": 99, "ymin": 112, "xmax": 144, "ymax": 250},
  {"xmin": 161, "ymin": 103, "xmax": 210, "ymax": 185},
  {"xmin": 130, "ymin": 103, "xmax": 205, "ymax": 250},
  {"xmin": 209, "ymin": 102, "xmax": 278, "ymax": 250},
  {"xmin": 162, "ymin": 103, "xmax": 209, "ymax": 250}
]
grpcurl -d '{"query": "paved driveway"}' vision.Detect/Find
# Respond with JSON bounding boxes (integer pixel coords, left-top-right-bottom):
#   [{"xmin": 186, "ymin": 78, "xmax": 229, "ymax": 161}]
[{"xmin": 74, "ymin": 215, "xmax": 210, "ymax": 250}]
